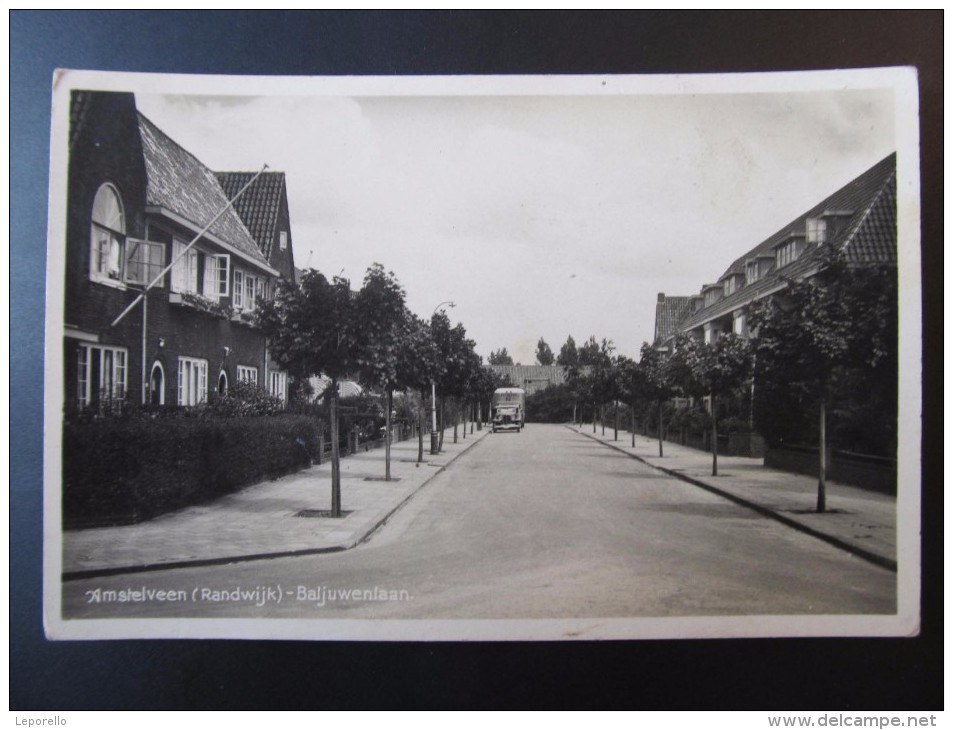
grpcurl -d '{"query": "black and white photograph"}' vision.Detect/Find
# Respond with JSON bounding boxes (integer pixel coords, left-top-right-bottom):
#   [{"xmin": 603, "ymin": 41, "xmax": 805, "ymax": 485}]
[{"xmin": 43, "ymin": 68, "xmax": 920, "ymax": 642}]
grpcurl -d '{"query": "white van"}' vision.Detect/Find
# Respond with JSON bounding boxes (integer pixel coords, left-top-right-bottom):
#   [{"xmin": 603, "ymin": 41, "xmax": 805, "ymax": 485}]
[{"xmin": 491, "ymin": 387, "xmax": 526, "ymax": 433}]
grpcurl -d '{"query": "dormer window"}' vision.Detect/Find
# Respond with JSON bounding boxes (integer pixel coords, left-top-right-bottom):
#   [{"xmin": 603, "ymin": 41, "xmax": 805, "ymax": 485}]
[
  {"xmin": 775, "ymin": 232, "xmax": 805, "ymax": 269},
  {"xmin": 806, "ymin": 217, "xmax": 827, "ymax": 244},
  {"xmin": 279, "ymin": 231, "xmax": 288, "ymax": 251},
  {"xmin": 723, "ymin": 273, "xmax": 743, "ymax": 296},
  {"xmin": 703, "ymin": 285, "xmax": 722, "ymax": 308}
]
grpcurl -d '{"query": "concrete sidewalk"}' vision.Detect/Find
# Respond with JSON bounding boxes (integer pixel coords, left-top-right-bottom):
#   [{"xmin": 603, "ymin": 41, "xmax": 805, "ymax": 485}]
[
  {"xmin": 569, "ymin": 425, "xmax": 897, "ymax": 571},
  {"xmin": 62, "ymin": 425, "xmax": 490, "ymax": 580}
]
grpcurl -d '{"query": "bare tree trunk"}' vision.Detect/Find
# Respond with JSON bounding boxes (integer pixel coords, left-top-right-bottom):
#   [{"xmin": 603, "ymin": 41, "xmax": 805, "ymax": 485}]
[
  {"xmin": 417, "ymin": 388, "xmax": 425, "ymax": 464},
  {"xmin": 711, "ymin": 393, "xmax": 718, "ymax": 477},
  {"xmin": 601, "ymin": 404, "xmax": 605, "ymax": 436},
  {"xmin": 631, "ymin": 404, "xmax": 636, "ymax": 447},
  {"xmin": 385, "ymin": 388, "xmax": 393, "ymax": 481},
  {"xmin": 657, "ymin": 400, "xmax": 664, "ymax": 458},
  {"xmin": 613, "ymin": 402, "xmax": 619, "ymax": 441},
  {"xmin": 438, "ymin": 397, "xmax": 446, "ymax": 452},
  {"xmin": 330, "ymin": 381, "xmax": 341, "ymax": 517}
]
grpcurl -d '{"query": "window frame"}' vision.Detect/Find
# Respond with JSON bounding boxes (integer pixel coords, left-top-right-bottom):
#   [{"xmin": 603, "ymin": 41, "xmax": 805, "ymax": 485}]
[
  {"xmin": 124, "ymin": 238, "xmax": 166, "ymax": 288},
  {"xmin": 77, "ymin": 343, "xmax": 128, "ymax": 408},
  {"xmin": 89, "ymin": 183, "xmax": 127, "ymax": 287},
  {"xmin": 237, "ymin": 365, "xmax": 259, "ymax": 385},
  {"xmin": 177, "ymin": 356, "xmax": 208, "ymax": 406},
  {"xmin": 233, "ymin": 268, "xmax": 263, "ymax": 312},
  {"xmin": 171, "ymin": 239, "xmax": 200, "ymax": 294},
  {"xmin": 269, "ymin": 370, "xmax": 287, "ymax": 401},
  {"xmin": 806, "ymin": 217, "xmax": 828, "ymax": 244},
  {"xmin": 776, "ymin": 240, "xmax": 799, "ymax": 269}
]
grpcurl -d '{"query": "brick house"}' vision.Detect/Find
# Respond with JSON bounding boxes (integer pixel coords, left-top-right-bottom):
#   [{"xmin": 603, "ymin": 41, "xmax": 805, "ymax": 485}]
[
  {"xmin": 655, "ymin": 153, "xmax": 897, "ymax": 349},
  {"xmin": 64, "ymin": 90, "xmax": 288, "ymax": 411}
]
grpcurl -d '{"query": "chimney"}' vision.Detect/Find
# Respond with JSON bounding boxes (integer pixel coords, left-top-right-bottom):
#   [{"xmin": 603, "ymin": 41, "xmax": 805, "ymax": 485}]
[{"xmin": 657, "ymin": 292, "xmax": 665, "ymax": 303}]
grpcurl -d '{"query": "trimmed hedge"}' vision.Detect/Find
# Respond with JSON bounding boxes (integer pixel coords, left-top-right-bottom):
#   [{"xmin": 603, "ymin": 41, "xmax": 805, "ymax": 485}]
[{"xmin": 63, "ymin": 414, "xmax": 319, "ymax": 528}]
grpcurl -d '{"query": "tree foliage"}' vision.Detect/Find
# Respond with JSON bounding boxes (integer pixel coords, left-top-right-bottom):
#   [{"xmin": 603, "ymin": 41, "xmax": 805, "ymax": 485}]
[
  {"xmin": 556, "ymin": 335, "xmax": 578, "ymax": 367},
  {"xmin": 535, "ymin": 338, "xmax": 555, "ymax": 366},
  {"xmin": 747, "ymin": 248, "xmax": 898, "ymax": 454},
  {"xmin": 488, "ymin": 347, "xmax": 514, "ymax": 365},
  {"xmin": 257, "ymin": 269, "xmax": 357, "ymax": 382},
  {"xmin": 353, "ymin": 263, "xmax": 407, "ymax": 392}
]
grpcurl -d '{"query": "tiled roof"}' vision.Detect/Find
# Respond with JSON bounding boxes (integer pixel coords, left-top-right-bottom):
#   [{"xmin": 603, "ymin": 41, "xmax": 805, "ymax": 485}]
[
  {"xmin": 842, "ymin": 170, "xmax": 897, "ymax": 265},
  {"xmin": 215, "ymin": 171, "xmax": 286, "ymax": 260},
  {"xmin": 677, "ymin": 153, "xmax": 897, "ymax": 333},
  {"xmin": 490, "ymin": 365, "xmax": 572, "ymax": 386},
  {"xmin": 654, "ymin": 295, "xmax": 692, "ymax": 344},
  {"xmin": 137, "ymin": 113, "xmax": 267, "ymax": 266}
]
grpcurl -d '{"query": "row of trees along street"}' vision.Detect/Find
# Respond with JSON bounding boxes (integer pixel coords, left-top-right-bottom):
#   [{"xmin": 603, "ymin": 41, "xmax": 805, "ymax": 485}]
[
  {"xmin": 523, "ymin": 250, "xmax": 896, "ymax": 514},
  {"xmin": 256, "ymin": 264, "xmax": 512, "ymax": 517}
]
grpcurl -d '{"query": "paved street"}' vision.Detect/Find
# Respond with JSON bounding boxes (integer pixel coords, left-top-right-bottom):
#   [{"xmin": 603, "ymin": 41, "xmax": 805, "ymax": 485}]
[{"xmin": 62, "ymin": 423, "xmax": 896, "ymax": 621}]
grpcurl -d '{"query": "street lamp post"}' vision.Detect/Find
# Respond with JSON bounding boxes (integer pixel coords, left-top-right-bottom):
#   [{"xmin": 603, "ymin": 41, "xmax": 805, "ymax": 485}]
[{"xmin": 431, "ymin": 301, "xmax": 455, "ymax": 455}]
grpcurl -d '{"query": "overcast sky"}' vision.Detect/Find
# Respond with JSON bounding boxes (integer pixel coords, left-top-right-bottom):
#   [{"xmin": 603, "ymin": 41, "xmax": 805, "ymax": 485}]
[{"xmin": 136, "ymin": 83, "xmax": 895, "ymax": 364}]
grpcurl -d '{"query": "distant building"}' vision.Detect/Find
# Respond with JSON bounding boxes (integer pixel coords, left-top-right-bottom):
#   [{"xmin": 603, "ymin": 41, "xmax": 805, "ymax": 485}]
[{"xmin": 489, "ymin": 365, "xmax": 573, "ymax": 395}]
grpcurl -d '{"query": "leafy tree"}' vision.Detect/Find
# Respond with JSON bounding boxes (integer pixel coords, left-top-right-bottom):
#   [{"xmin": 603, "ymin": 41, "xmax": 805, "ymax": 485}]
[
  {"xmin": 617, "ymin": 356, "xmax": 646, "ymax": 447},
  {"xmin": 556, "ymin": 335, "xmax": 579, "ymax": 368},
  {"xmin": 488, "ymin": 347, "xmax": 514, "ymax": 366},
  {"xmin": 748, "ymin": 248, "xmax": 896, "ymax": 511},
  {"xmin": 432, "ymin": 312, "xmax": 479, "ymax": 451},
  {"xmin": 566, "ymin": 338, "xmax": 613, "ymax": 433},
  {"xmin": 674, "ymin": 333, "xmax": 753, "ymax": 477},
  {"xmin": 396, "ymin": 313, "xmax": 442, "ymax": 463},
  {"xmin": 638, "ymin": 341, "xmax": 678, "ymax": 457},
  {"xmin": 524, "ymin": 382, "xmax": 575, "ymax": 423},
  {"xmin": 577, "ymin": 335, "xmax": 613, "ymax": 368},
  {"xmin": 257, "ymin": 268, "xmax": 358, "ymax": 517},
  {"xmin": 535, "ymin": 338, "xmax": 555, "ymax": 366}
]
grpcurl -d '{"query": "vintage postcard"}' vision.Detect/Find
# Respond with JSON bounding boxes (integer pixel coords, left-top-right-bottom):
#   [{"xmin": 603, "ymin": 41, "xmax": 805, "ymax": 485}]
[{"xmin": 44, "ymin": 69, "xmax": 921, "ymax": 641}]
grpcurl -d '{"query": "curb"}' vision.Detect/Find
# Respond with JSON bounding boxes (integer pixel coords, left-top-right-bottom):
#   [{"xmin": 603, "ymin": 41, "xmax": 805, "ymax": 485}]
[
  {"xmin": 568, "ymin": 426, "xmax": 897, "ymax": 573},
  {"xmin": 62, "ymin": 429, "xmax": 490, "ymax": 582}
]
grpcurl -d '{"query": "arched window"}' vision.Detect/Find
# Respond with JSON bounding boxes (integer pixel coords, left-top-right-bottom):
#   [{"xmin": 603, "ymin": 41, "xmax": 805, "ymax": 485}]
[
  {"xmin": 218, "ymin": 369, "xmax": 228, "ymax": 397},
  {"xmin": 150, "ymin": 361, "xmax": 165, "ymax": 406},
  {"xmin": 90, "ymin": 183, "xmax": 126, "ymax": 283}
]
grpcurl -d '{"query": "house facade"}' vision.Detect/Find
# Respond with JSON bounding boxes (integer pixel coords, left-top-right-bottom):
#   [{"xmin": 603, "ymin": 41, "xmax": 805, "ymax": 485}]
[
  {"xmin": 64, "ymin": 90, "xmax": 290, "ymax": 412},
  {"xmin": 655, "ymin": 153, "xmax": 897, "ymax": 349}
]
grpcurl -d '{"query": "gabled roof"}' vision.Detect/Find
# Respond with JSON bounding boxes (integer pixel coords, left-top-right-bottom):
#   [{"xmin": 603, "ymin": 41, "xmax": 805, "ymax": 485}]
[
  {"xmin": 653, "ymin": 295, "xmax": 692, "ymax": 345},
  {"xmin": 215, "ymin": 171, "xmax": 287, "ymax": 260},
  {"xmin": 678, "ymin": 153, "xmax": 897, "ymax": 332},
  {"xmin": 137, "ymin": 113, "xmax": 267, "ymax": 267}
]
